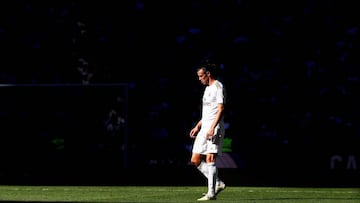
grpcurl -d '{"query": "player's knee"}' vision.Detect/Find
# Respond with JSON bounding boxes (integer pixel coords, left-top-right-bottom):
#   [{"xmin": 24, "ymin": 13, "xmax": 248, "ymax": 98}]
[{"xmin": 190, "ymin": 158, "xmax": 201, "ymax": 167}]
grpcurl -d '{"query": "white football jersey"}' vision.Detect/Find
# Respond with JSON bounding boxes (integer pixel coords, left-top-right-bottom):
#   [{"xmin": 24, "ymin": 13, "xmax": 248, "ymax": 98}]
[{"xmin": 201, "ymin": 80, "xmax": 225, "ymax": 124}]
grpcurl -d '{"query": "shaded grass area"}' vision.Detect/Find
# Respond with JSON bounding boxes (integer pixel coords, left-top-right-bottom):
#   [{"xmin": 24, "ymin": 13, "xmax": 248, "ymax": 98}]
[{"xmin": 0, "ymin": 186, "xmax": 359, "ymax": 203}]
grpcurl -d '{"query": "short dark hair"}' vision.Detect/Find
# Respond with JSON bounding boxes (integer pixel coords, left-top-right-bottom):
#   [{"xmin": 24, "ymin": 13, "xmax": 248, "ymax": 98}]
[{"xmin": 198, "ymin": 58, "xmax": 218, "ymax": 76}]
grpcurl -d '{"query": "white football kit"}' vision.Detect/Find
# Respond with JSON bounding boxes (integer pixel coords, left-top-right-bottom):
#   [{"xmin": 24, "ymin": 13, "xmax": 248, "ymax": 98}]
[{"xmin": 192, "ymin": 80, "xmax": 225, "ymax": 155}]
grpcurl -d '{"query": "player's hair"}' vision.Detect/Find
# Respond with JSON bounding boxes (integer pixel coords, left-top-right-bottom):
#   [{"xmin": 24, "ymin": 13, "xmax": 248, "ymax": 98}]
[{"xmin": 197, "ymin": 58, "xmax": 219, "ymax": 76}]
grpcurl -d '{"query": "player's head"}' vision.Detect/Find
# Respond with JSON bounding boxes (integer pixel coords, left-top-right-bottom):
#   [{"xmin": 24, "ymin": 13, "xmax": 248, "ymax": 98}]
[{"xmin": 196, "ymin": 59, "xmax": 218, "ymax": 85}]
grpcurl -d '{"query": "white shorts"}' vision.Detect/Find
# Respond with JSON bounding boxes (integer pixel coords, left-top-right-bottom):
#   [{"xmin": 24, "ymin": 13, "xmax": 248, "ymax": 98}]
[{"xmin": 192, "ymin": 123, "xmax": 225, "ymax": 155}]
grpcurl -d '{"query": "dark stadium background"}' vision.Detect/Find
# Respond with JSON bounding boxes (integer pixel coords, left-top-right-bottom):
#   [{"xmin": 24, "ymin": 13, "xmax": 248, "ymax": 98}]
[{"xmin": 0, "ymin": 1, "xmax": 359, "ymax": 186}]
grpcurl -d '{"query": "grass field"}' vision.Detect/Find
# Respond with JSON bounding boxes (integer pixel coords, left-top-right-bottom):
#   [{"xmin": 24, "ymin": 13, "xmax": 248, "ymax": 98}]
[{"xmin": 0, "ymin": 185, "xmax": 359, "ymax": 202}]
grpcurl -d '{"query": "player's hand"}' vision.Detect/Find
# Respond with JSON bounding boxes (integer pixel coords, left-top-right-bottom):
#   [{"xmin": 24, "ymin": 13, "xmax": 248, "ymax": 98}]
[
  {"xmin": 189, "ymin": 127, "xmax": 199, "ymax": 138},
  {"xmin": 206, "ymin": 129, "xmax": 215, "ymax": 140}
]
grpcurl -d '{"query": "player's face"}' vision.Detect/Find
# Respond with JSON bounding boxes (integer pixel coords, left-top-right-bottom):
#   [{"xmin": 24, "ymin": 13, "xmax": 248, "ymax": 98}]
[{"xmin": 197, "ymin": 69, "xmax": 209, "ymax": 86}]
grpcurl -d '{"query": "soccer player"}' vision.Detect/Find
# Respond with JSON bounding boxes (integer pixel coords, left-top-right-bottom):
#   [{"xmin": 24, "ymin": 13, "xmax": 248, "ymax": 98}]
[{"xmin": 189, "ymin": 60, "xmax": 226, "ymax": 201}]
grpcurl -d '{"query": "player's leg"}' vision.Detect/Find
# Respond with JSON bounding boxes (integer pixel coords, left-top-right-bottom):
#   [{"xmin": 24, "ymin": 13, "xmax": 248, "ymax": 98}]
[
  {"xmin": 195, "ymin": 155, "xmax": 209, "ymax": 178},
  {"xmin": 192, "ymin": 152, "xmax": 222, "ymax": 184},
  {"xmin": 214, "ymin": 125, "xmax": 226, "ymax": 195},
  {"xmin": 205, "ymin": 154, "xmax": 216, "ymax": 197},
  {"xmin": 197, "ymin": 153, "xmax": 217, "ymax": 201},
  {"xmin": 191, "ymin": 153, "xmax": 211, "ymax": 180},
  {"xmin": 191, "ymin": 153, "xmax": 202, "ymax": 166},
  {"xmin": 191, "ymin": 131, "xmax": 208, "ymax": 178}
]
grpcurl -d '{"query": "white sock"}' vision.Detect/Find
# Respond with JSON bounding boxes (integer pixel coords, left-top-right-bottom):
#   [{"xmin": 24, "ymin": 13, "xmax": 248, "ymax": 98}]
[
  {"xmin": 197, "ymin": 161, "xmax": 209, "ymax": 178},
  {"xmin": 207, "ymin": 162, "xmax": 216, "ymax": 196},
  {"xmin": 197, "ymin": 161, "xmax": 221, "ymax": 184}
]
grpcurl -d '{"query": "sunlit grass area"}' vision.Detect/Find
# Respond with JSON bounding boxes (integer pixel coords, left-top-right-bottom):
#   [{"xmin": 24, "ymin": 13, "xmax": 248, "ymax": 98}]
[{"xmin": 0, "ymin": 185, "xmax": 359, "ymax": 203}]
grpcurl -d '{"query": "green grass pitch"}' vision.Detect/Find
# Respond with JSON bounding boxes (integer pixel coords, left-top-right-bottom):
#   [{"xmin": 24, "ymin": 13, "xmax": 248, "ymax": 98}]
[{"xmin": 0, "ymin": 185, "xmax": 359, "ymax": 202}]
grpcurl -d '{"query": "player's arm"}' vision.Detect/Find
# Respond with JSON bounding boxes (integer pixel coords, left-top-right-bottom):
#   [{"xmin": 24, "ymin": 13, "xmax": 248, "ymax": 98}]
[
  {"xmin": 190, "ymin": 120, "xmax": 202, "ymax": 138},
  {"xmin": 206, "ymin": 103, "xmax": 224, "ymax": 139}
]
